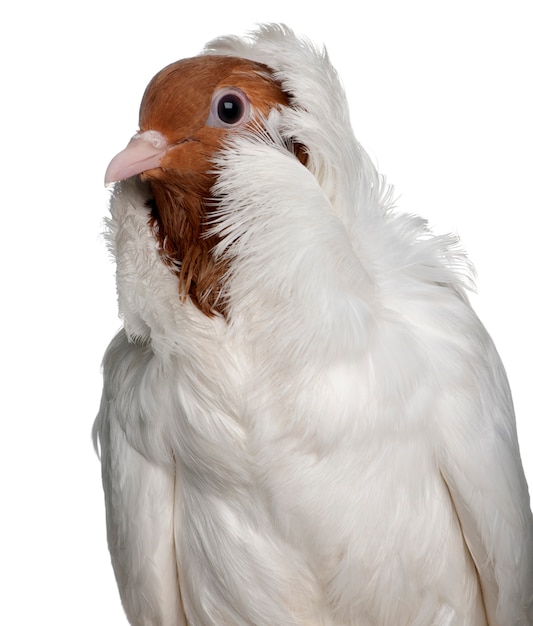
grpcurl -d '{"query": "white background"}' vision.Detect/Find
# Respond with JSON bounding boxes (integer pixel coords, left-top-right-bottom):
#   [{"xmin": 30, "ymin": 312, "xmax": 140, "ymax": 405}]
[{"xmin": 2, "ymin": 1, "xmax": 531, "ymax": 623}]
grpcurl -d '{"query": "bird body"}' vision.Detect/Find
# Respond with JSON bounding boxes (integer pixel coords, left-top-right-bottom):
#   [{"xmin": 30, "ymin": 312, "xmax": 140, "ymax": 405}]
[{"xmin": 94, "ymin": 25, "xmax": 533, "ymax": 625}]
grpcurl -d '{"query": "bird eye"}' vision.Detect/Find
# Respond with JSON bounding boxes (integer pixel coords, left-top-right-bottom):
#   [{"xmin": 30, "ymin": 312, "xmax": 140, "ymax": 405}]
[{"xmin": 207, "ymin": 88, "xmax": 250, "ymax": 128}]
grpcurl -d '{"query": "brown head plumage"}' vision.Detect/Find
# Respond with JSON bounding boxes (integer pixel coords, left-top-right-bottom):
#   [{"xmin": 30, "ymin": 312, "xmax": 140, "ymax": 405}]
[{"xmin": 105, "ymin": 55, "xmax": 290, "ymax": 315}]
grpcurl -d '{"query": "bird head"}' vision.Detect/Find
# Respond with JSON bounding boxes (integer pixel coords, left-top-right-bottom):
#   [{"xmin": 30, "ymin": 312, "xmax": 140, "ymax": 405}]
[
  {"xmin": 104, "ymin": 25, "xmax": 383, "ymax": 340},
  {"xmin": 105, "ymin": 54, "xmax": 297, "ymax": 316}
]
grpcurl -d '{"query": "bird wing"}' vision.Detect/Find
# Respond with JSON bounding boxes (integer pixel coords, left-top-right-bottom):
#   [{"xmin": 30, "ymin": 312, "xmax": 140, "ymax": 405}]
[
  {"xmin": 94, "ymin": 329, "xmax": 187, "ymax": 626},
  {"xmin": 437, "ymin": 324, "xmax": 533, "ymax": 624}
]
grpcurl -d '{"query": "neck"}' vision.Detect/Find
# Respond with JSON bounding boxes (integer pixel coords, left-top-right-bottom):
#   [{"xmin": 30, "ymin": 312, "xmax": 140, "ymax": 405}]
[{"xmin": 147, "ymin": 176, "xmax": 228, "ymax": 317}]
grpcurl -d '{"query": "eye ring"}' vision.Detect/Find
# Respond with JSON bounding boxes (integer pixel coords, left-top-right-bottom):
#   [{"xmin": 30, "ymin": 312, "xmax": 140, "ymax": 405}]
[{"xmin": 207, "ymin": 88, "xmax": 251, "ymax": 128}]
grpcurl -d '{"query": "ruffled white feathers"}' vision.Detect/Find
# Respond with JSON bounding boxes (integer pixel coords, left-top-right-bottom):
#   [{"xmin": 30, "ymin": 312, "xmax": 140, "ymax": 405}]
[{"xmin": 94, "ymin": 24, "xmax": 533, "ymax": 625}]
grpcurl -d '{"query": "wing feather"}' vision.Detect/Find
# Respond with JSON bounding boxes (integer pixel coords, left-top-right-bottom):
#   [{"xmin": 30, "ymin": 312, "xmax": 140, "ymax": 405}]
[
  {"xmin": 94, "ymin": 330, "xmax": 187, "ymax": 626},
  {"xmin": 438, "ymin": 327, "xmax": 533, "ymax": 625}
]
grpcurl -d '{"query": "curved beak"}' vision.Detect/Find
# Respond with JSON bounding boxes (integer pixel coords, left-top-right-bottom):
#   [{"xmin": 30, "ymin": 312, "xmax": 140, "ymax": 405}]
[{"xmin": 104, "ymin": 130, "xmax": 169, "ymax": 185}]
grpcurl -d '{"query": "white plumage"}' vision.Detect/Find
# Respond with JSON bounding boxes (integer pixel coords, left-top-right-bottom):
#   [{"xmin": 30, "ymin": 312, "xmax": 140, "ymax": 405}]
[{"xmin": 94, "ymin": 24, "xmax": 533, "ymax": 625}]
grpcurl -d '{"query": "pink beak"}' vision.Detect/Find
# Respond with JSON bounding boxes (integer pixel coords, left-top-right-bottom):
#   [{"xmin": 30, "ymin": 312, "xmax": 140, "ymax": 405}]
[{"xmin": 104, "ymin": 130, "xmax": 169, "ymax": 185}]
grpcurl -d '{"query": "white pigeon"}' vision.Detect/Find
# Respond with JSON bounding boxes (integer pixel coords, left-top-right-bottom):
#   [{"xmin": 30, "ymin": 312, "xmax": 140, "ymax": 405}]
[{"xmin": 93, "ymin": 23, "xmax": 533, "ymax": 626}]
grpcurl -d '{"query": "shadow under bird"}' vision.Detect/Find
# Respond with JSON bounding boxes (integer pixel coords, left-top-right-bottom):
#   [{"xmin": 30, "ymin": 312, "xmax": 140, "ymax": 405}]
[{"xmin": 93, "ymin": 24, "xmax": 533, "ymax": 626}]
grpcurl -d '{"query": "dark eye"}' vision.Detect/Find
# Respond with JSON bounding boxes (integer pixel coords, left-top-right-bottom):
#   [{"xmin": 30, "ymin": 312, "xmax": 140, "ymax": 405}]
[
  {"xmin": 207, "ymin": 88, "xmax": 250, "ymax": 128},
  {"xmin": 218, "ymin": 93, "xmax": 244, "ymax": 124}
]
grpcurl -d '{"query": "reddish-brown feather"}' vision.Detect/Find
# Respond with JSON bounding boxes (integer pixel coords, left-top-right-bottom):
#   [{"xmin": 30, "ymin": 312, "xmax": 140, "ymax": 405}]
[{"xmin": 138, "ymin": 56, "xmax": 290, "ymax": 316}]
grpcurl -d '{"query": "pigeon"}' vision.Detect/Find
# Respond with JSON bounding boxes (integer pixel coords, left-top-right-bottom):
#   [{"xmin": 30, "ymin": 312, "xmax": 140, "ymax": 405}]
[{"xmin": 93, "ymin": 23, "xmax": 533, "ymax": 626}]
